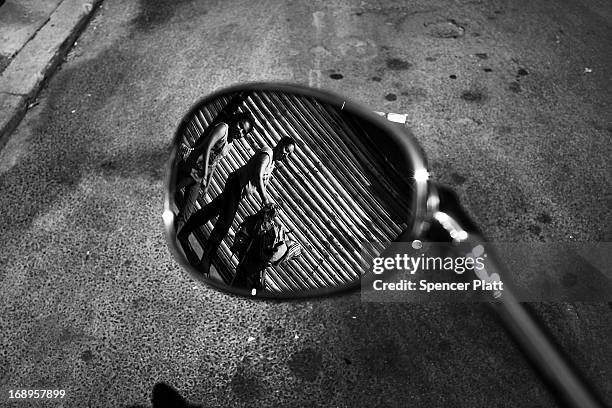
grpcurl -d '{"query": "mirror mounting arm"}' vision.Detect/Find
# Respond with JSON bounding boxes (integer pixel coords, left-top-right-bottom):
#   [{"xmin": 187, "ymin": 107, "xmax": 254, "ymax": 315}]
[{"xmin": 425, "ymin": 183, "xmax": 604, "ymax": 408}]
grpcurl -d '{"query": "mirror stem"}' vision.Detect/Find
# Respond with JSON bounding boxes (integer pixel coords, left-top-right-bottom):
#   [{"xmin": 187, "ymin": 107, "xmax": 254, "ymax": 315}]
[{"xmin": 430, "ymin": 183, "xmax": 604, "ymax": 408}]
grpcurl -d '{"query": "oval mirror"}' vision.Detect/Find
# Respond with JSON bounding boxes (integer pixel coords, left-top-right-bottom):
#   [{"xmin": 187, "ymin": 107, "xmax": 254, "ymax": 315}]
[{"xmin": 163, "ymin": 83, "xmax": 428, "ymax": 297}]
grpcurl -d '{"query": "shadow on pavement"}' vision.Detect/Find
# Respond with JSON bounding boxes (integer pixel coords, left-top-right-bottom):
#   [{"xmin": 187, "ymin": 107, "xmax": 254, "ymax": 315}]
[
  {"xmin": 0, "ymin": 1, "xmax": 190, "ymax": 236},
  {"xmin": 127, "ymin": 382, "xmax": 202, "ymax": 408}
]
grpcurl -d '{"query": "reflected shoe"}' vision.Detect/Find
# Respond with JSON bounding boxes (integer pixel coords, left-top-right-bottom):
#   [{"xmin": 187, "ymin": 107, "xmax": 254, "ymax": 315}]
[
  {"xmin": 177, "ymin": 231, "xmax": 199, "ymax": 265},
  {"xmin": 197, "ymin": 254, "xmax": 212, "ymax": 276},
  {"xmin": 175, "ymin": 211, "xmax": 183, "ymax": 229},
  {"xmin": 198, "ymin": 240, "xmax": 219, "ymax": 276},
  {"xmin": 177, "ymin": 230, "xmax": 191, "ymax": 252}
]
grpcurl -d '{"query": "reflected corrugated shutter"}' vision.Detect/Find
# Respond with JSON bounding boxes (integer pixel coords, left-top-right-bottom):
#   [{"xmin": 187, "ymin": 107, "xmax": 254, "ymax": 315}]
[{"xmin": 179, "ymin": 91, "xmax": 413, "ymax": 292}]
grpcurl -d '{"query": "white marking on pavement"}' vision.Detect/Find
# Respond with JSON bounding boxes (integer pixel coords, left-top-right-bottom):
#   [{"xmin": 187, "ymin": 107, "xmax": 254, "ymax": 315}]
[
  {"xmin": 386, "ymin": 113, "xmax": 408, "ymax": 123},
  {"xmin": 308, "ymin": 69, "xmax": 322, "ymax": 88},
  {"xmin": 309, "ymin": 11, "xmax": 325, "ymax": 88},
  {"xmin": 373, "ymin": 111, "xmax": 408, "ymax": 124}
]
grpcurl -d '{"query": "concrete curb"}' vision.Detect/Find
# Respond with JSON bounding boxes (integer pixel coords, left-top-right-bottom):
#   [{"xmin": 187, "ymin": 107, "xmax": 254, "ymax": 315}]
[{"xmin": 0, "ymin": 0, "xmax": 103, "ymax": 151}]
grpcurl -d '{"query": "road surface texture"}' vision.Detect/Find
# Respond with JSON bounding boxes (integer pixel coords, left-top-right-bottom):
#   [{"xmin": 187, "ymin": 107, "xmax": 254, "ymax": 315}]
[{"xmin": 1, "ymin": 0, "xmax": 611, "ymax": 407}]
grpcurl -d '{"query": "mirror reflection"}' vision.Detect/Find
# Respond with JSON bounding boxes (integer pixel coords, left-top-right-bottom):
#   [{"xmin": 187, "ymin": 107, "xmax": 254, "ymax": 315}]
[{"xmin": 170, "ymin": 89, "xmax": 415, "ymax": 294}]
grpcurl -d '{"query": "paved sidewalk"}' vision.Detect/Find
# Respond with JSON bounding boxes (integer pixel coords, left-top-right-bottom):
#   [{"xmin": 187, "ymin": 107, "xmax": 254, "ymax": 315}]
[{"xmin": 0, "ymin": 0, "xmax": 102, "ymax": 151}]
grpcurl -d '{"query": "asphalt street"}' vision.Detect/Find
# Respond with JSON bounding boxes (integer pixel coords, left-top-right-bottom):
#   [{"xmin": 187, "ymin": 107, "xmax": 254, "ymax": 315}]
[{"xmin": 0, "ymin": 0, "xmax": 611, "ymax": 407}]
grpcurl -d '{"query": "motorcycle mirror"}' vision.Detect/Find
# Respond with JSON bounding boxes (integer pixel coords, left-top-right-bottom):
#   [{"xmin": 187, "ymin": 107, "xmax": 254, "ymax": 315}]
[
  {"xmin": 163, "ymin": 83, "xmax": 429, "ymax": 298},
  {"xmin": 163, "ymin": 83, "xmax": 604, "ymax": 408}
]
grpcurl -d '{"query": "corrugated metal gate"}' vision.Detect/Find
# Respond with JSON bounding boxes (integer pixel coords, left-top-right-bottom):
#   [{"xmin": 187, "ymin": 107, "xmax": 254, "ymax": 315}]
[{"xmin": 178, "ymin": 90, "xmax": 413, "ymax": 292}]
